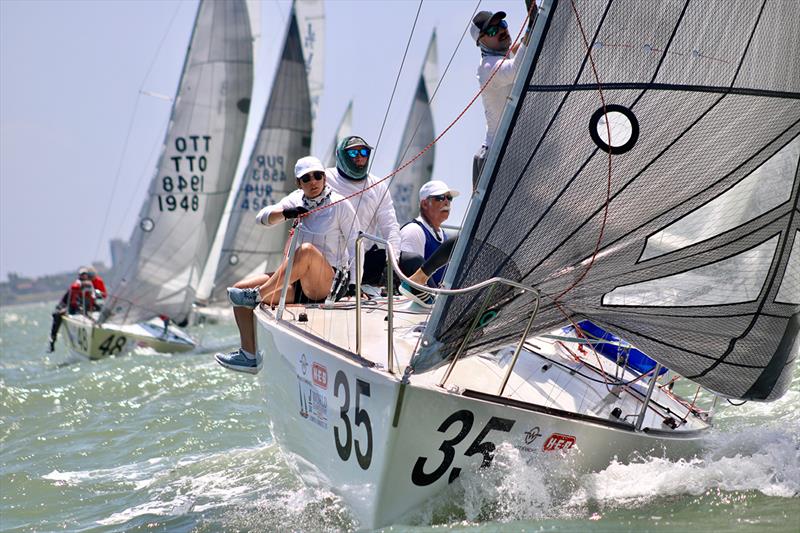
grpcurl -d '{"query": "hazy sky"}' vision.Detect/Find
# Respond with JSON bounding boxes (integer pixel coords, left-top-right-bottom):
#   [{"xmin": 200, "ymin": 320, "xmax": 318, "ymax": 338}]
[{"xmin": 0, "ymin": 0, "xmax": 526, "ymax": 281}]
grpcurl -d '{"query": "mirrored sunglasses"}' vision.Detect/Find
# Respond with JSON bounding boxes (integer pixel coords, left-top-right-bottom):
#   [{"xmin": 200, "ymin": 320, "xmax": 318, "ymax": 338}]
[
  {"xmin": 299, "ymin": 171, "xmax": 325, "ymax": 183},
  {"xmin": 346, "ymin": 148, "xmax": 370, "ymax": 158},
  {"xmin": 430, "ymin": 194, "xmax": 453, "ymax": 202},
  {"xmin": 484, "ymin": 19, "xmax": 508, "ymax": 37}
]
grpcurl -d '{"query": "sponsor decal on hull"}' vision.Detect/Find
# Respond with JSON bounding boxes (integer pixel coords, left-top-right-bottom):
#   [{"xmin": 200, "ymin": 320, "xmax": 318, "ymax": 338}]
[
  {"xmin": 296, "ymin": 353, "xmax": 328, "ymax": 429},
  {"xmin": 542, "ymin": 432, "xmax": 576, "ymax": 452}
]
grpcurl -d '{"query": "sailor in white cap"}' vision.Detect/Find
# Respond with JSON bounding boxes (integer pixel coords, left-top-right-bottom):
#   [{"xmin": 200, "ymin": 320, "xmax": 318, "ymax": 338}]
[
  {"xmin": 216, "ymin": 156, "xmax": 359, "ymax": 374},
  {"xmin": 471, "ymin": 8, "xmax": 531, "ymax": 187},
  {"xmin": 398, "ymin": 180, "xmax": 460, "ymax": 307}
]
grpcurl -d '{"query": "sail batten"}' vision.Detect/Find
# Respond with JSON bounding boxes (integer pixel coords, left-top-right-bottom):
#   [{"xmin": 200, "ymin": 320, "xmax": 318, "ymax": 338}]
[{"xmin": 416, "ymin": 0, "xmax": 800, "ymax": 401}]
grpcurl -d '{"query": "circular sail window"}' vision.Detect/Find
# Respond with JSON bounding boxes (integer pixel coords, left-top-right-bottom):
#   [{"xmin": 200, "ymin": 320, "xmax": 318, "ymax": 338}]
[
  {"xmin": 228, "ymin": 254, "xmax": 239, "ymax": 265},
  {"xmin": 589, "ymin": 104, "xmax": 639, "ymax": 154},
  {"xmin": 140, "ymin": 218, "xmax": 155, "ymax": 232}
]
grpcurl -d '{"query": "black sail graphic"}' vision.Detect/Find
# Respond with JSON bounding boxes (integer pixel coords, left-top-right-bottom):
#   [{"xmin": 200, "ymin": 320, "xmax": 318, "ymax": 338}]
[
  {"xmin": 109, "ymin": 0, "xmax": 253, "ymax": 325},
  {"xmin": 416, "ymin": 0, "xmax": 799, "ymax": 401}
]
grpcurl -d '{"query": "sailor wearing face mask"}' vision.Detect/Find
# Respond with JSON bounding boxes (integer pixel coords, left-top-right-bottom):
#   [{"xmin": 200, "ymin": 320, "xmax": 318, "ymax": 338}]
[{"xmin": 325, "ymin": 136, "xmax": 402, "ymax": 286}]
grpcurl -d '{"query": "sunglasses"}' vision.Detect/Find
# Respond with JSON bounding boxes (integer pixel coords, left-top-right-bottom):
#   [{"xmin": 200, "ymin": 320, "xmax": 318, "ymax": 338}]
[
  {"xmin": 299, "ymin": 171, "xmax": 325, "ymax": 183},
  {"xmin": 429, "ymin": 194, "xmax": 453, "ymax": 202},
  {"xmin": 484, "ymin": 19, "xmax": 508, "ymax": 37},
  {"xmin": 346, "ymin": 148, "xmax": 370, "ymax": 158}
]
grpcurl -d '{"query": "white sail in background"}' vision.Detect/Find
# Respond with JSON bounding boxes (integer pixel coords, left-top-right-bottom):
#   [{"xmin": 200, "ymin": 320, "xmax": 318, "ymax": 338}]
[
  {"xmin": 210, "ymin": 8, "xmax": 313, "ymax": 302},
  {"xmin": 107, "ymin": 0, "xmax": 253, "ymax": 325},
  {"xmin": 324, "ymin": 100, "xmax": 353, "ymax": 167},
  {"xmin": 295, "ymin": 0, "xmax": 324, "ymax": 144},
  {"xmin": 390, "ymin": 31, "xmax": 438, "ymax": 225}
]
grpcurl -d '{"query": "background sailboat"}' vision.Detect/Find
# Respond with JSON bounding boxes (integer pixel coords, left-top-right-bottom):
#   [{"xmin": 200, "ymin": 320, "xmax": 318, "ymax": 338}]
[
  {"xmin": 206, "ymin": 3, "xmax": 322, "ymax": 303},
  {"xmin": 323, "ymin": 100, "xmax": 353, "ymax": 167},
  {"xmin": 390, "ymin": 31, "xmax": 438, "ymax": 225},
  {"xmin": 63, "ymin": 0, "xmax": 254, "ymax": 358}
]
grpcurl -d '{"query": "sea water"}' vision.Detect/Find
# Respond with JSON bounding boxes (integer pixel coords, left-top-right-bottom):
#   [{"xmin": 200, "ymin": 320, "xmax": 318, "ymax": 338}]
[{"xmin": 1, "ymin": 301, "xmax": 798, "ymax": 532}]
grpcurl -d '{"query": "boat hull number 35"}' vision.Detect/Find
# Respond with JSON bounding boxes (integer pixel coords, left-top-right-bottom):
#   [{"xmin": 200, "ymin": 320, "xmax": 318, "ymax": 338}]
[{"xmin": 333, "ymin": 370, "xmax": 373, "ymax": 470}]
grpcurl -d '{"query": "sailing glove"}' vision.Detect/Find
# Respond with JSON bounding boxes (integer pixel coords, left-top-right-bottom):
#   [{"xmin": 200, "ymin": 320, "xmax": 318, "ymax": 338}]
[{"xmin": 283, "ymin": 206, "xmax": 309, "ymax": 219}]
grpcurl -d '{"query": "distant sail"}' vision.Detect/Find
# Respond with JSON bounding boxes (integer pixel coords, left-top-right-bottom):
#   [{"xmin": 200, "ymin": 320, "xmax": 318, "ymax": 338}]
[
  {"xmin": 323, "ymin": 100, "xmax": 353, "ymax": 167},
  {"xmin": 390, "ymin": 32, "xmax": 438, "ymax": 225},
  {"xmin": 108, "ymin": 0, "xmax": 253, "ymax": 325},
  {"xmin": 211, "ymin": 9, "xmax": 312, "ymax": 301},
  {"xmin": 295, "ymin": 0, "xmax": 324, "ymax": 141},
  {"xmin": 418, "ymin": 0, "xmax": 799, "ymax": 401}
]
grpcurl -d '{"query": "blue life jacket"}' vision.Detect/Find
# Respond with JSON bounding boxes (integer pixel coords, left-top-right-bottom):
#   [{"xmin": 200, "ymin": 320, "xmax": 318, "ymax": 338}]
[{"xmin": 409, "ymin": 219, "xmax": 448, "ymax": 286}]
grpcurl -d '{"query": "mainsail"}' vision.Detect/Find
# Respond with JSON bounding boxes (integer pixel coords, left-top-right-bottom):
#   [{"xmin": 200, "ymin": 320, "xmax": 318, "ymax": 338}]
[
  {"xmin": 108, "ymin": 0, "xmax": 253, "ymax": 325},
  {"xmin": 417, "ymin": 0, "xmax": 799, "ymax": 401},
  {"xmin": 323, "ymin": 101, "xmax": 353, "ymax": 167},
  {"xmin": 211, "ymin": 9, "xmax": 312, "ymax": 301},
  {"xmin": 390, "ymin": 31, "xmax": 438, "ymax": 225}
]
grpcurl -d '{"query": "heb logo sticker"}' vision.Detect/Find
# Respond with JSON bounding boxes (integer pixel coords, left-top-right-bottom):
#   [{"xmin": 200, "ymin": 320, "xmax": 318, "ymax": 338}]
[
  {"xmin": 312, "ymin": 362, "xmax": 328, "ymax": 389},
  {"xmin": 542, "ymin": 433, "xmax": 576, "ymax": 452}
]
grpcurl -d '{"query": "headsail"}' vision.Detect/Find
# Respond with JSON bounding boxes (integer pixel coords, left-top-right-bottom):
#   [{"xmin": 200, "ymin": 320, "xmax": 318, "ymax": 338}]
[
  {"xmin": 390, "ymin": 31, "xmax": 438, "ymax": 225},
  {"xmin": 417, "ymin": 0, "xmax": 799, "ymax": 401},
  {"xmin": 108, "ymin": 0, "xmax": 253, "ymax": 325},
  {"xmin": 211, "ymin": 9, "xmax": 312, "ymax": 301},
  {"xmin": 324, "ymin": 101, "xmax": 353, "ymax": 168}
]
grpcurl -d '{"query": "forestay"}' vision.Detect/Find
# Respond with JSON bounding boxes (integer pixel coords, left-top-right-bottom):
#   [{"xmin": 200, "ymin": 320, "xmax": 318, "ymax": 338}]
[
  {"xmin": 211, "ymin": 9, "xmax": 312, "ymax": 301},
  {"xmin": 108, "ymin": 0, "xmax": 253, "ymax": 325},
  {"xmin": 418, "ymin": 0, "xmax": 799, "ymax": 401},
  {"xmin": 390, "ymin": 32, "xmax": 438, "ymax": 225}
]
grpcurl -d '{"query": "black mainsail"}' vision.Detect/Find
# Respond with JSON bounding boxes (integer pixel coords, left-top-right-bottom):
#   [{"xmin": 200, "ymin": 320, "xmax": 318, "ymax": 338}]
[{"xmin": 415, "ymin": 0, "xmax": 799, "ymax": 401}]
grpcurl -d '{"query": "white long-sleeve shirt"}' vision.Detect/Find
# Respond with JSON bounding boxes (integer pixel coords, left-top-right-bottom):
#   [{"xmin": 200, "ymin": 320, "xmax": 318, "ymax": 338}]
[
  {"xmin": 255, "ymin": 189, "xmax": 359, "ymax": 282},
  {"xmin": 325, "ymin": 167, "xmax": 402, "ymax": 256},
  {"xmin": 477, "ymin": 44, "xmax": 527, "ymax": 148}
]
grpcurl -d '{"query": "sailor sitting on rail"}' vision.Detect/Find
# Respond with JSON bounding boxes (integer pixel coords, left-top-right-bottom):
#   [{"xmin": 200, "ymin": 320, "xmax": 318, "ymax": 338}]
[
  {"xmin": 326, "ymin": 135, "xmax": 401, "ymax": 288},
  {"xmin": 215, "ymin": 156, "xmax": 358, "ymax": 374},
  {"xmin": 397, "ymin": 180, "xmax": 460, "ymax": 308}
]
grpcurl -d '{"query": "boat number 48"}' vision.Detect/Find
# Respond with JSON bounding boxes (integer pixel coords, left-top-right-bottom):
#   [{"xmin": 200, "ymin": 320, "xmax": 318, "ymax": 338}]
[
  {"xmin": 333, "ymin": 370, "xmax": 372, "ymax": 470},
  {"xmin": 412, "ymin": 410, "xmax": 515, "ymax": 486}
]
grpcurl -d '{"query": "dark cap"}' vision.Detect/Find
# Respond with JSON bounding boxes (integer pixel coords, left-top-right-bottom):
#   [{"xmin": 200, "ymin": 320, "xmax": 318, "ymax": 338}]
[
  {"xmin": 470, "ymin": 11, "xmax": 507, "ymax": 43},
  {"xmin": 342, "ymin": 136, "xmax": 373, "ymax": 150}
]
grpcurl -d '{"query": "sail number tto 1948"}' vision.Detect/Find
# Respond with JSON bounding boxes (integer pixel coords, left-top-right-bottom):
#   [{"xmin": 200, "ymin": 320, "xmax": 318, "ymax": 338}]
[{"xmin": 157, "ymin": 135, "xmax": 210, "ymax": 212}]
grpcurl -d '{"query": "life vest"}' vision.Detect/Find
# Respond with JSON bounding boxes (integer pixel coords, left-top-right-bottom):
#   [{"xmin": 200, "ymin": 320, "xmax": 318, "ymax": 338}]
[
  {"xmin": 411, "ymin": 219, "xmax": 448, "ymax": 286},
  {"xmin": 68, "ymin": 280, "xmax": 96, "ymax": 312}
]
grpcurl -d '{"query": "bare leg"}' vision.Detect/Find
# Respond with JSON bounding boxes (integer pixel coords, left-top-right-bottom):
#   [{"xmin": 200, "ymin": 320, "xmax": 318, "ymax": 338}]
[{"xmin": 258, "ymin": 244, "xmax": 334, "ymax": 304}]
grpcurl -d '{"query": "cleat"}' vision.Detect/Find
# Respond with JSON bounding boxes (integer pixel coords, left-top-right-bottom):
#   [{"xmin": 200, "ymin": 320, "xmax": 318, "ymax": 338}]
[
  {"xmin": 227, "ymin": 287, "xmax": 260, "ymax": 309},
  {"xmin": 214, "ymin": 349, "xmax": 263, "ymax": 374}
]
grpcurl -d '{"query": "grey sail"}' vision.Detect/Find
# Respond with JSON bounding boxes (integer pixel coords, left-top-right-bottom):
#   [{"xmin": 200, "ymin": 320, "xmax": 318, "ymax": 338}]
[
  {"xmin": 295, "ymin": 0, "xmax": 325, "ymax": 140},
  {"xmin": 391, "ymin": 32, "xmax": 438, "ymax": 225},
  {"xmin": 108, "ymin": 0, "xmax": 253, "ymax": 325},
  {"xmin": 211, "ymin": 11, "xmax": 312, "ymax": 301},
  {"xmin": 324, "ymin": 100, "xmax": 353, "ymax": 167},
  {"xmin": 417, "ymin": 0, "xmax": 799, "ymax": 401}
]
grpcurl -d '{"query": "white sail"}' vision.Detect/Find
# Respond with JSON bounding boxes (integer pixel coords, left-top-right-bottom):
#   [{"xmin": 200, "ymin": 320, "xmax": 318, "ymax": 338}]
[
  {"xmin": 210, "ymin": 9, "xmax": 313, "ymax": 302},
  {"xmin": 390, "ymin": 31, "xmax": 438, "ymax": 225},
  {"xmin": 295, "ymin": 0, "xmax": 325, "ymax": 144},
  {"xmin": 323, "ymin": 100, "xmax": 353, "ymax": 167},
  {"xmin": 107, "ymin": 0, "xmax": 253, "ymax": 325}
]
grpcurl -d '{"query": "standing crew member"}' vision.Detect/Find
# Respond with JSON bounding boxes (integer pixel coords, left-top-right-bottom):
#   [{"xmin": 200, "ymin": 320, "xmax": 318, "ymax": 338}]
[
  {"xmin": 471, "ymin": 9, "xmax": 529, "ymax": 187},
  {"xmin": 326, "ymin": 136, "xmax": 401, "ymax": 287},
  {"xmin": 47, "ymin": 267, "xmax": 97, "ymax": 352}
]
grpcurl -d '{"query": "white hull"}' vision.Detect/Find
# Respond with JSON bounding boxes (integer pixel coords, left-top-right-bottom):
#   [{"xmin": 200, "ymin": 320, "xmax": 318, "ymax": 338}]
[
  {"xmin": 255, "ymin": 303, "xmax": 708, "ymax": 528},
  {"xmin": 62, "ymin": 314, "xmax": 195, "ymax": 360}
]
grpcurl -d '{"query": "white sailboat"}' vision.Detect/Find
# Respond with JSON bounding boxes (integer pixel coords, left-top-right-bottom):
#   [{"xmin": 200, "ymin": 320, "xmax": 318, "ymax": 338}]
[
  {"xmin": 62, "ymin": 0, "xmax": 254, "ymax": 359},
  {"xmin": 247, "ymin": 0, "xmax": 797, "ymax": 528},
  {"xmin": 323, "ymin": 100, "xmax": 353, "ymax": 168},
  {"xmin": 390, "ymin": 31, "xmax": 438, "ymax": 225},
  {"xmin": 206, "ymin": 1, "xmax": 323, "ymax": 303}
]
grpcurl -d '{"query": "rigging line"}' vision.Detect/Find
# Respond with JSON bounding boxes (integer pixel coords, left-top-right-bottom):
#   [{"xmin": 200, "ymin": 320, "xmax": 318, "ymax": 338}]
[
  {"xmin": 554, "ymin": 0, "xmax": 612, "ymax": 302},
  {"xmin": 92, "ymin": 0, "xmax": 184, "ymax": 261},
  {"xmin": 339, "ymin": 0, "xmax": 425, "ymax": 253},
  {"xmin": 294, "ymin": 0, "xmax": 536, "ymax": 228}
]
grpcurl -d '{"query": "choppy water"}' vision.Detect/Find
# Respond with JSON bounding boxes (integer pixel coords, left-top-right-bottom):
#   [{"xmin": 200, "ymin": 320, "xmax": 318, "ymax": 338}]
[{"xmin": 1, "ymin": 301, "xmax": 798, "ymax": 532}]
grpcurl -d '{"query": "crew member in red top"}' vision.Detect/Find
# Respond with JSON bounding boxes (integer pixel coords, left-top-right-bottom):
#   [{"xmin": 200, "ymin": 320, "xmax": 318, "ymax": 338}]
[{"xmin": 47, "ymin": 267, "xmax": 102, "ymax": 352}]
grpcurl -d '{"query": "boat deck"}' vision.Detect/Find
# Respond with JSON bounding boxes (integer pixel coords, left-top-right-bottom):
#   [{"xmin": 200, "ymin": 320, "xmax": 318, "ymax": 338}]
[{"xmin": 265, "ymin": 297, "xmax": 709, "ymax": 433}]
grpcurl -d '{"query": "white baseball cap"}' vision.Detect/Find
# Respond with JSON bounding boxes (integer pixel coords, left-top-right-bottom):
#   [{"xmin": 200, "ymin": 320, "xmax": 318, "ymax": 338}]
[
  {"xmin": 419, "ymin": 180, "xmax": 460, "ymax": 201},
  {"xmin": 294, "ymin": 156, "xmax": 325, "ymax": 179}
]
